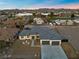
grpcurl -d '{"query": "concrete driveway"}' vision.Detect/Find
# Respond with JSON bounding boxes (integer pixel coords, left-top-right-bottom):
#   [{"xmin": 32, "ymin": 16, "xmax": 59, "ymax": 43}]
[{"xmin": 41, "ymin": 45, "xmax": 68, "ymax": 59}]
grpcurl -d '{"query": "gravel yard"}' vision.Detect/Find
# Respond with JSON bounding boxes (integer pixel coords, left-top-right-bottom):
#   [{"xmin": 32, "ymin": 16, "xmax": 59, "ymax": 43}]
[
  {"xmin": 11, "ymin": 40, "xmax": 41, "ymax": 59},
  {"xmin": 55, "ymin": 26, "xmax": 79, "ymax": 53}
]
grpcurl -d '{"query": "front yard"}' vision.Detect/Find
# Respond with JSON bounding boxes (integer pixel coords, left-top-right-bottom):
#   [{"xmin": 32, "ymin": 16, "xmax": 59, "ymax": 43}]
[{"xmin": 11, "ymin": 39, "xmax": 41, "ymax": 59}]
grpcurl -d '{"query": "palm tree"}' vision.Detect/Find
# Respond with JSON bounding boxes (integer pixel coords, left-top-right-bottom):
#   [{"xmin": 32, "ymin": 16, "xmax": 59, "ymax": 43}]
[{"xmin": 33, "ymin": 12, "xmax": 36, "ymax": 18}]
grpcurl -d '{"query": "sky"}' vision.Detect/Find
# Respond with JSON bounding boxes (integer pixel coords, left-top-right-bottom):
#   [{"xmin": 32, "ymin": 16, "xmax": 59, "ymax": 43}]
[{"xmin": 0, "ymin": 0, "xmax": 79, "ymax": 9}]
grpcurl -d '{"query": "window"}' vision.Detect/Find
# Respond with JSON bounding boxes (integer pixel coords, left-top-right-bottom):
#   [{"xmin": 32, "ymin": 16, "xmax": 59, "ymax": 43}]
[
  {"xmin": 32, "ymin": 36, "xmax": 35, "ymax": 39},
  {"xmin": 37, "ymin": 36, "xmax": 39, "ymax": 38},
  {"xmin": 21, "ymin": 36, "xmax": 24, "ymax": 38},
  {"xmin": 27, "ymin": 35, "xmax": 29, "ymax": 38},
  {"xmin": 42, "ymin": 41, "xmax": 50, "ymax": 45}
]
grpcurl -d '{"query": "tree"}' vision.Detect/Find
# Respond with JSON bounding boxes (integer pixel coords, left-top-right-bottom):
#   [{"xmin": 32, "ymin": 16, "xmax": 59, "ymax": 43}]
[
  {"xmin": 50, "ymin": 12, "xmax": 54, "ymax": 17},
  {"xmin": 33, "ymin": 12, "xmax": 36, "ymax": 17},
  {"xmin": 71, "ymin": 13, "xmax": 75, "ymax": 20},
  {"xmin": 0, "ymin": 40, "xmax": 6, "ymax": 53},
  {"xmin": 47, "ymin": 12, "xmax": 54, "ymax": 22},
  {"xmin": 28, "ymin": 19, "xmax": 33, "ymax": 24},
  {"xmin": 15, "ymin": 20, "xmax": 24, "ymax": 30}
]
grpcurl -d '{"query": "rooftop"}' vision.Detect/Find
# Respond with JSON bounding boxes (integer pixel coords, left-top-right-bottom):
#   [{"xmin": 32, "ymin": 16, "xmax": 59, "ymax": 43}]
[{"xmin": 19, "ymin": 26, "xmax": 63, "ymax": 40}]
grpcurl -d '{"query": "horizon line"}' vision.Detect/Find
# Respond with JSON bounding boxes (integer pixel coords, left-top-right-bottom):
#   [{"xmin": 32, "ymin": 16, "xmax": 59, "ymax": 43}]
[{"xmin": 0, "ymin": 8, "xmax": 79, "ymax": 10}]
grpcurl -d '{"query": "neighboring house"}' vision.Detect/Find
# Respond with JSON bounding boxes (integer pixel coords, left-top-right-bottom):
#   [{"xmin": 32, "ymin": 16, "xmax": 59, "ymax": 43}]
[
  {"xmin": 16, "ymin": 13, "xmax": 33, "ymax": 16},
  {"xmin": 0, "ymin": 15, "xmax": 7, "ymax": 21},
  {"xmin": 55, "ymin": 19, "xmax": 74, "ymax": 25},
  {"xmin": 0, "ymin": 28, "xmax": 19, "ymax": 42},
  {"xmin": 41, "ymin": 13, "xmax": 50, "ymax": 16},
  {"xmin": 73, "ymin": 19, "xmax": 79, "ymax": 23},
  {"xmin": 55, "ymin": 19, "xmax": 66, "ymax": 25},
  {"xmin": 54, "ymin": 13, "xmax": 59, "ymax": 15},
  {"xmin": 75, "ymin": 14, "xmax": 79, "ymax": 17},
  {"xmin": 66, "ymin": 20, "xmax": 74, "ymax": 25},
  {"xmin": 60, "ymin": 20, "xmax": 67, "ymax": 25},
  {"xmin": 33, "ymin": 18, "xmax": 44, "ymax": 24},
  {"xmin": 19, "ymin": 26, "xmax": 68, "ymax": 46}
]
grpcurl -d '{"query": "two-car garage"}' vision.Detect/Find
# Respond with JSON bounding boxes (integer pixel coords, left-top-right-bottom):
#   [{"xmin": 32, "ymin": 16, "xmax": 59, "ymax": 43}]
[{"xmin": 40, "ymin": 40, "xmax": 61, "ymax": 46}]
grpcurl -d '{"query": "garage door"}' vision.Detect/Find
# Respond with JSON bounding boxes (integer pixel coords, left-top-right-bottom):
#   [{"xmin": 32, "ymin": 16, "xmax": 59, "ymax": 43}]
[
  {"xmin": 52, "ymin": 41, "xmax": 59, "ymax": 45},
  {"xmin": 42, "ymin": 41, "xmax": 50, "ymax": 45}
]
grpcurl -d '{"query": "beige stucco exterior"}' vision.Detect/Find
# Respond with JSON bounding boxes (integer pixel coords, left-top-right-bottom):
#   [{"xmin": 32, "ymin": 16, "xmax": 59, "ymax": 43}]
[
  {"xmin": 19, "ymin": 34, "xmax": 39, "ymax": 40},
  {"xmin": 19, "ymin": 35, "xmax": 61, "ymax": 46}
]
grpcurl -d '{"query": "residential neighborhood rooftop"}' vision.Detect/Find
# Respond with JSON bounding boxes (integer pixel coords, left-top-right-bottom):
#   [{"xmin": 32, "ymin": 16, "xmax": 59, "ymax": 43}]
[{"xmin": 19, "ymin": 26, "xmax": 63, "ymax": 40}]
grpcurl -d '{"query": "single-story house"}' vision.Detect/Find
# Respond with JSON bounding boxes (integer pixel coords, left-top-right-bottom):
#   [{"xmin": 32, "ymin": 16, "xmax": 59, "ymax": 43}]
[
  {"xmin": 73, "ymin": 19, "xmax": 79, "ymax": 23},
  {"xmin": 33, "ymin": 18, "xmax": 44, "ymax": 24},
  {"xmin": 54, "ymin": 19, "xmax": 74, "ymax": 25},
  {"xmin": 66, "ymin": 20, "xmax": 74, "ymax": 25},
  {"xmin": 19, "ymin": 26, "xmax": 67, "ymax": 46},
  {"xmin": 41, "ymin": 13, "xmax": 50, "ymax": 16},
  {"xmin": 16, "ymin": 13, "xmax": 33, "ymax": 16}
]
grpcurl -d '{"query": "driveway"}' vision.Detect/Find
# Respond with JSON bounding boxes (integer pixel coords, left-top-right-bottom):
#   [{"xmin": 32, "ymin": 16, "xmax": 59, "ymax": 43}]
[{"xmin": 41, "ymin": 45, "xmax": 68, "ymax": 59}]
